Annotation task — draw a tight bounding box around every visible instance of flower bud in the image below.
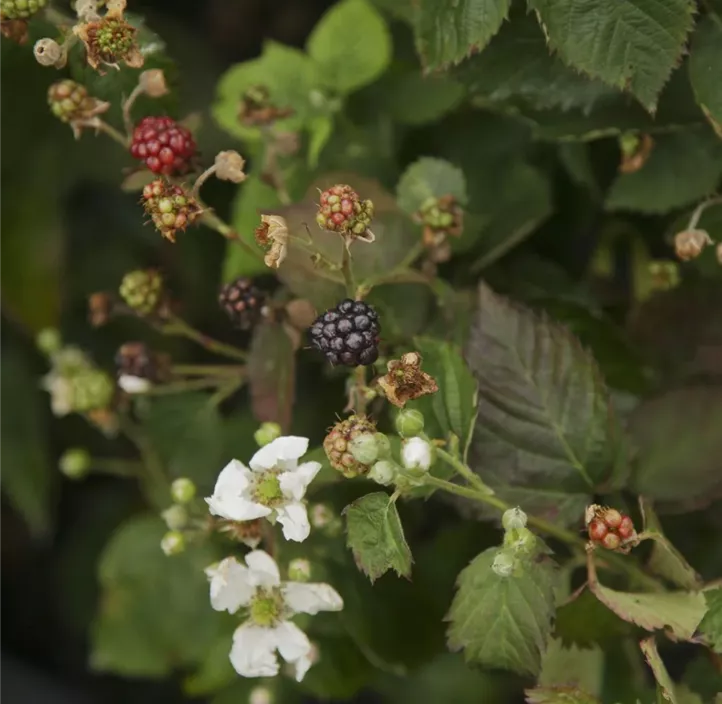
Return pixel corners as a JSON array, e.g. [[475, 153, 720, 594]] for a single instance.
[[288, 558, 311, 583], [254, 422, 282, 447], [162, 504, 188, 531], [348, 433, 379, 465], [139, 69, 168, 97], [118, 374, 151, 394], [374, 432, 391, 459], [395, 408, 425, 438], [502, 507, 527, 532], [171, 477, 197, 504], [59, 448, 91, 479], [36, 327, 62, 356], [249, 687, 273, 704], [34, 38, 66, 68], [160, 530, 185, 556], [675, 229, 711, 261], [504, 526, 537, 556], [401, 437, 433, 471], [369, 460, 397, 486], [492, 551, 516, 578], [214, 150, 247, 183]]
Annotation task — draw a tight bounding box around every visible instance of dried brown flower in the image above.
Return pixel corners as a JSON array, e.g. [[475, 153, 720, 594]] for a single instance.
[[255, 214, 288, 269], [674, 229, 712, 261], [376, 352, 439, 408]]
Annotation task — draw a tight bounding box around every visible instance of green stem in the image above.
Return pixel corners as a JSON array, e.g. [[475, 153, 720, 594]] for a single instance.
[[93, 119, 130, 148], [341, 241, 357, 299], [144, 378, 230, 395], [162, 316, 247, 362], [208, 377, 245, 407], [200, 211, 265, 263], [436, 447, 495, 496], [171, 364, 245, 377]]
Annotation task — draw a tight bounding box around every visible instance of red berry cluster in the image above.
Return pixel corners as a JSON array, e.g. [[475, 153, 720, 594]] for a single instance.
[[141, 179, 201, 242], [130, 116, 197, 175], [316, 184, 374, 238], [587, 507, 635, 551]]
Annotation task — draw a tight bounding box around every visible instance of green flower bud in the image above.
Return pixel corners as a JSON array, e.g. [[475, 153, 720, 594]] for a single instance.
[[36, 327, 62, 356], [249, 687, 274, 704], [395, 408, 425, 438], [369, 460, 397, 486], [162, 504, 189, 531], [254, 421, 282, 447], [160, 530, 185, 556], [170, 477, 196, 504], [349, 433, 379, 465], [502, 507, 527, 532], [491, 551, 516, 578], [374, 432, 391, 459], [59, 448, 91, 480], [504, 526, 537, 556], [288, 558, 311, 582]]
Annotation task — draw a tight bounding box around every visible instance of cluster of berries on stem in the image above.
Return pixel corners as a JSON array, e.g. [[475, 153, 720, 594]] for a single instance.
[[130, 116, 197, 176], [586, 506, 637, 552]]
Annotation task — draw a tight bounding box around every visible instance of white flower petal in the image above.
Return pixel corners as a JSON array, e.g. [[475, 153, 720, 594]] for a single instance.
[[401, 437, 432, 471], [206, 494, 272, 522], [245, 550, 281, 587], [275, 501, 310, 542], [214, 459, 252, 494], [273, 621, 313, 682], [283, 582, 344, 615], [206, 557, 254, 613], [279, 461, 321, 501], [250, 436, 309, 472], [118, 374, 151, 394], [230, 623, 279, 678]]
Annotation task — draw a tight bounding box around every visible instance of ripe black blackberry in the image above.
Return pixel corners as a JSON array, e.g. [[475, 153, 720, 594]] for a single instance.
[[218, 277, 266, 330], [310, 299, 380, 367]]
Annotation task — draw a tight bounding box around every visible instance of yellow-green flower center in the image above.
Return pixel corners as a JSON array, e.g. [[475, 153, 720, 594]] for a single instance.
[[249, 589, 284, 627], [254, 472, 283, 506]]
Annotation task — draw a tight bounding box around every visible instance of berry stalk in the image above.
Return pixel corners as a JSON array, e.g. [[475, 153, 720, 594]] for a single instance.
[[161, 315, 248, 362]]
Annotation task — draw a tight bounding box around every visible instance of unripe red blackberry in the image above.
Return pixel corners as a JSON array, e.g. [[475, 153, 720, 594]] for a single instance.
[[316, 184, 374, 239], [323, 415, 377, 478], [141, 179, 201, 242], [617, 515, 635, 539], [309, 299, 380, 367], [48, 79, 102, 124], [1, 0, 47, 19], [602, 533, 621, 551], [115, 342, 167, 383], [119, 269, 163, 315], [588, 518, 608, 543], [602, 508, 623, 530], [218, 277, 266, 330], [130, 116, 197, 176]]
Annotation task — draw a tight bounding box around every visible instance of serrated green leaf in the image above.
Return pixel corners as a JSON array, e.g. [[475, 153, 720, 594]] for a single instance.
[[589, 581, 707, 641], [466, 283, 624, 510], [698, 587, 722, 654], [213, 41, 319, 142], [143, 392, 225, 490], [629, 386, 722, 504], [525, 686, 601, 704], [455, 13, 615, 113], [307, 0, 391, 94], [396, 157, 467, 214], [538, 639, 603, 694], [414, 0, 511, 70], [639, 637, 678, 704], [689, 16, 722, 137], [529, 0, 695, 111], [343, 492, 412, 582], [0, 344, 54, 536], [91, 515, 223, 678], [412, 337, 477, 451], [447, 547, 557, 677], [605, 130, 722, 214]]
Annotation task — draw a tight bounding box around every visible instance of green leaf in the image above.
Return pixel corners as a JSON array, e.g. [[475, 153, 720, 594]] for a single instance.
[[455, 13, 615, 113], [308, 116, 334, 169], [538, 639, 603, 694], [554, 588, 631, 648], [412, 337, 477, 451], [629, 385, 722, 504], [307, 0, 391, 94], [639, 637, 678, 704], [605, 130, 722, 214], [0, 344, 54, 536], [396, 157, 468, 215], [182, 623, 237, 696], [466, 283, 624, 505], [91, 515, 223, 677], [299, 635, 373, 699], [343, 492, 412, 582], [213, 41, 320, 142], [414, 0, 511, 70], [143, 392, 225, 490], [689, 16, 722, 137], [698, 587, 722, 654], [248, 322, 296, 433], [528, 0, 695, 111], [588, 582, 707, 641], [525, 686, 601, 704], [446, 547, 557, 677]]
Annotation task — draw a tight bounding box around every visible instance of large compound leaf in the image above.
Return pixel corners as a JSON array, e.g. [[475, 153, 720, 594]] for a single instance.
[[689, 15, 722, 136]]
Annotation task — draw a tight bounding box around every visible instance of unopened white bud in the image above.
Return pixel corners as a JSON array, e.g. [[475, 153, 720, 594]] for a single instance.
[[160, 530, 185, 556], [502, 507, 527, 532], [401, 437, 433, 471], [139, 69, 168, 98], [34, 39, 66, 68], [288, 558, 311, 582], [368, 460, 397, 486], [249, 687, 273, 704], [162, 504, 188, 531], [118, 374, 152, 394], [170, 477, 196, 504], [492, 551, 515, 578]]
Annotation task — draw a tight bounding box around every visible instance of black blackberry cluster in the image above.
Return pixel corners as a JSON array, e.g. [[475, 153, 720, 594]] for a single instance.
[[218, 277, 265, 330], [310, 299, 380, 367], [115, 342, 165, 382]]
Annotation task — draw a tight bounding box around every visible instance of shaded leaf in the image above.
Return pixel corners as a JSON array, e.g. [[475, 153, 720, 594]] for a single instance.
[[639, 637, 678, 703], [396, 157, 468, 214], [447, 547, 557, 677], [182, 622, 237, 696], [605, 129, 722, 214], [414, 0, 511, 70], [539, 638, 603, 694], [525, 686, 601, 704], [248, 322, 296, 433], [689, 16, 722, 137], [528, 0, 695, 111], [343, 492, 412, 582], [697, 587, 722, 654], [307, 0, 391, 94], [554, 588, 631, 648]]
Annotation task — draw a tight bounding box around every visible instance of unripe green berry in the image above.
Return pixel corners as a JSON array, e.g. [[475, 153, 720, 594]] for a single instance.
[[502, 507, 527, 532], [368, 460, 397, 486], [59, 448, 91, 480], [492, 551, 516, 578], [254, 421, 282, 447], [161, 530, 185, 556], [395, 409, 425, 438], [349, 433, 379, 465], [36, 327, 62, 356], [162, 504, 188, 531], [170, 477, 196, 504], [288, 558, 311, 582]]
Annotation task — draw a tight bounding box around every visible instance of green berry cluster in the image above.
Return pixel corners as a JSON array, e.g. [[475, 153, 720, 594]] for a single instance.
[[119, 268, 163, 316], [141, 179, 201, 242], [48, 80, 95, 123], [87, 17, 136, 63], [0, 0, 47, 20]]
